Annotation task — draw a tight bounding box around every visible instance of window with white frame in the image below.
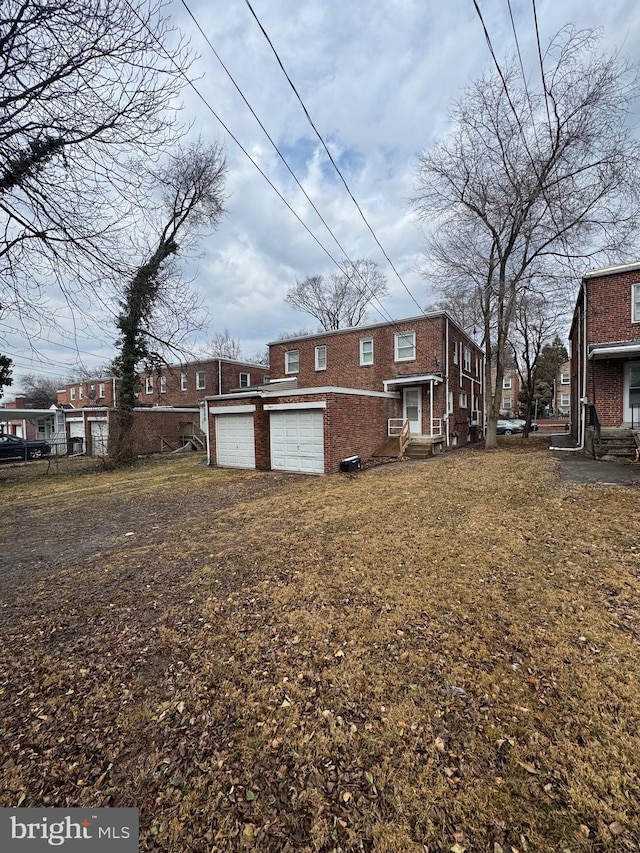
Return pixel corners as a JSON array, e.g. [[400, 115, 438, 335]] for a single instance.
[[239, 372, 250, 387], [98, 383, 105, 398], [160, 375, 166, 394], [459, 391, 468, 408], [285, 350, 299, 374], [145, 376, 153, 394], [360, 338, 374, 366], [180, 372, 187, 391], [78, 385, 83, 399], [502, 396, 512, 410], [561, 372, 570, 385], [463, 347, 471, 371], [196, 371, 206, 390], [633, 283, 640, 323], [560, 393, 570, 407], [453, 341, 459, 364], [503, 377, 512, 389], [475, 357, 479, 376], [70, 387, 76, 400], [395, 331, 416, 361], [447, 391, 454, 414], [314, 345, 327, 371]]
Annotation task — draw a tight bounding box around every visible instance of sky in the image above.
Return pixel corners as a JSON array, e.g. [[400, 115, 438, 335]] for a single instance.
[[4, 0, 640, 396]]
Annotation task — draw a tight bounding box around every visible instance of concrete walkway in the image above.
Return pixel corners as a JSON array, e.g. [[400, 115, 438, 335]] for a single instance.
[[548, 432, 640, 485]]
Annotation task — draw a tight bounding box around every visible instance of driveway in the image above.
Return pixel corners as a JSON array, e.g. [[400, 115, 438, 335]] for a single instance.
[[548, 433, 640, 485]]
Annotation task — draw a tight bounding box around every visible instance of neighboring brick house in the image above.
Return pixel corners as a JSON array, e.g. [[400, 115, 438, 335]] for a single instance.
[[569, 261, 640, 454], [57, 377, 119, 409], [554, 360, 571, 416], [206, 313, 484, 474], [491, 367, 521, 417], [139, 358, 269, 406]]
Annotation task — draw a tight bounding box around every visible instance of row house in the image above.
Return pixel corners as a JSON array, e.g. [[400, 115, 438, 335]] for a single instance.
[[206, 313, 484, 474], [569, 261, 640, 458], [553, 360, 571, 416]]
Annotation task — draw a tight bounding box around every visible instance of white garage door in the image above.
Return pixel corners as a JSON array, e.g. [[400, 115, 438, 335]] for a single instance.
[[68, 420, 85, 439], [216, 414, 255, 469], [270, 410, 324, 474]]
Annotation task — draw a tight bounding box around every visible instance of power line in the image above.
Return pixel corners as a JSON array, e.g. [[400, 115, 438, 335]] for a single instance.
[[178, 0, 395, 326], [242, 0, 425, 315]]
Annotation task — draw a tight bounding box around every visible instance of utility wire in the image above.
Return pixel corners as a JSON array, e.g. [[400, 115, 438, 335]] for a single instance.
[[242, 0, 425, 315], [178, 0, 395, 326]]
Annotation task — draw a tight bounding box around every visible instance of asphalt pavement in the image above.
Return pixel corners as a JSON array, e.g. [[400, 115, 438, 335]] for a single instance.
[[547, 432, 640, 485]]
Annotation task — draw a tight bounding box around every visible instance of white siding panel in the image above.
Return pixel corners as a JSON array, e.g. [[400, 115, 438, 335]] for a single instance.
[[270, 410, 324, 474], [216, 414, 255, 469]]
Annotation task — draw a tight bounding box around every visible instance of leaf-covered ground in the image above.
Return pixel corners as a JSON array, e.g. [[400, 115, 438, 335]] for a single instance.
[[1, 446, 639, 852]]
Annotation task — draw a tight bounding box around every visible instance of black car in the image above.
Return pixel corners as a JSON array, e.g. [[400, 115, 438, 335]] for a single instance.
[[0, 434, 51, 461]]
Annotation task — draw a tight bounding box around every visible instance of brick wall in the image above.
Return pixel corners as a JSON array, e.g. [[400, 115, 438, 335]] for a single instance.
[[587, 270, 640, 344], [57, 379, 119, 408], [140, 359, 269, 407]]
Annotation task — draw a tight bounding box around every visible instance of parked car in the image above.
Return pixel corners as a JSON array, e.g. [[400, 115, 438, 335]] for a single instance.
[[510, 418, 539, 432], [496, 419, 524, 435], [0, 434, 51, 461]]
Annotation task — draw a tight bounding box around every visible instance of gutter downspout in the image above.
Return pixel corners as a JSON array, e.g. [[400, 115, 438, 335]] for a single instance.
[[444, 318, 450, 448], [204, 399, 212, 466], [218, 360, 222, 395], [550, 280, 587, 452]]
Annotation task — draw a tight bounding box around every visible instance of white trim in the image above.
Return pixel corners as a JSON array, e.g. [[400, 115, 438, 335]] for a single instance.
[[314, 345, 327, 371], [583, 260, 640, 279], [589, 343, 640, 359], [263, 386, 398, 399], [359, 337, 374, 366], [383, 373, 442, 392], [264, 402, 326, 411], [394, 330, 416, 362], [210, 405, 256, 414]]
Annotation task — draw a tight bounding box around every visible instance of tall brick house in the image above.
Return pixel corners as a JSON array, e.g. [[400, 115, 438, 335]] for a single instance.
[[206, 313, 484, 474], [569, 261, 640, 456]]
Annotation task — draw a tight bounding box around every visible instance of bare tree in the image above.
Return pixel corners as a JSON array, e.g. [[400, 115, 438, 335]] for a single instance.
[[286, 259, 388, 330], [414, 27, 640, 448], [197, 329, 244, 360], [18, 373, 64, 407], [0, 0, 190, 345], [111, 141, 227, 464], [509, 295, 561, 435]]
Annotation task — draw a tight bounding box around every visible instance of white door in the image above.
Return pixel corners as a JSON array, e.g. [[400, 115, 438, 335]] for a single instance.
[[69, 420, 85, 439], [403, 387, 422, 435], [624, 361, 640, 425], [270, 410, 324, 474], [90, 420, 108, 456], [216, 414, 255, 468]]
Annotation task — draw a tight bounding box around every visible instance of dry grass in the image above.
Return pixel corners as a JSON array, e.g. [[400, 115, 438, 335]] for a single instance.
[[1, 447, 639, 852]]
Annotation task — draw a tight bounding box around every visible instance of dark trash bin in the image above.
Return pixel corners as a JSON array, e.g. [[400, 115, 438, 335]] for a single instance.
[[340, 455, 361, 473], [68, 437, 84, 455]]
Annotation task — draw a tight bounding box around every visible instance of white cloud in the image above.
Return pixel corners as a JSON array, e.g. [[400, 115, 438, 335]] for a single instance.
[[5, 0, 640, 390]]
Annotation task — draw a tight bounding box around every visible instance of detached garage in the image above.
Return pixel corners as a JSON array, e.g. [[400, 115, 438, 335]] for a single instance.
[[213, 407, 256, 469], [266, 405, 325, 474]]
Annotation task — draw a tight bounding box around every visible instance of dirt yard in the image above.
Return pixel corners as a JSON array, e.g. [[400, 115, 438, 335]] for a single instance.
[[0, 447, 639, 852]]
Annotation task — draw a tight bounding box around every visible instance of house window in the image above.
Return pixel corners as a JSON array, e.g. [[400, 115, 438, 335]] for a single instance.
[[160, 376, 166, 394], [98, 383, 105, 398], [463, 347, 471, 371], [196, 371, 206, 390], [560, 394, 570, 407], [360, 338, 374, 365], [633, 283, 640, 323], [561, 372, 570, 385], [447, 391, 454, 414], [502, 396, 512, 410], [239, 372, 250, 387], [459, 391, 468, 408], [145, 376, 153, 394], [285, 350, 299, 374], [78, 385, 83, 399], [395, 331, 416, 362], [315, 346, 327, 371], [453, 341, 458, 365], [503, 377, 512, 389], [181, 372, 187, 391], [70, 387, 76, 401]]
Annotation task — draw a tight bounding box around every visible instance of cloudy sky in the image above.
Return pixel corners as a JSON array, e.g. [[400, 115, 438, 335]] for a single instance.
[[6, 0, 640, 392]]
